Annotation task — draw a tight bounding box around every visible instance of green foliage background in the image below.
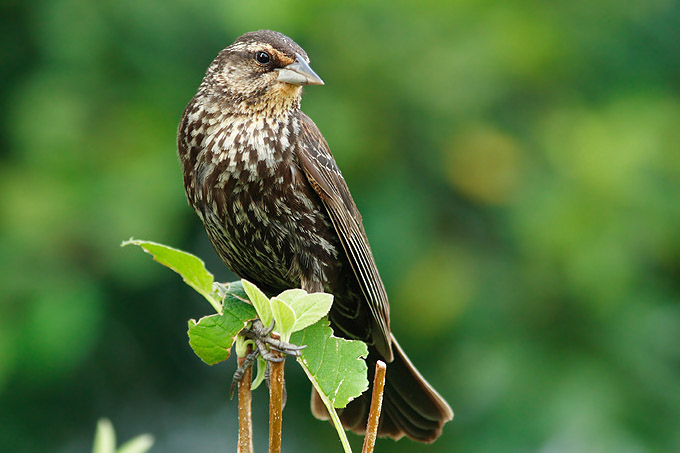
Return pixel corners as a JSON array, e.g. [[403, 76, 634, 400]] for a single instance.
[[2, 1, 679, 451]]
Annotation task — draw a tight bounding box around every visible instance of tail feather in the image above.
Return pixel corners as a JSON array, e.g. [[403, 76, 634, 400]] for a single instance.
[[310, 334, 453, 443]]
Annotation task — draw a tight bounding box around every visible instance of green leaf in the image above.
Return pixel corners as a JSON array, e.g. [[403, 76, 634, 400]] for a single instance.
[[93, 418, 116, 453], [292, 319, 368, 408], [251, 356, 266, 390], [289, 293, 334, 332], [187, 296, 257, 365], [234, 336, 253, 359], [276, 288, 307, 304], [122, 239, 221, 312], [270, 297, 296, 342], [92, 418, 154, 453], [117, 434, 154, 453], [241, 279, 272, 327], [219, 281, 251, 311]]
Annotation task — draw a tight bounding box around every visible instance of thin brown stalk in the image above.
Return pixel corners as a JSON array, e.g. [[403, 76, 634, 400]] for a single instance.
[[237, 346, 254, 453], [362, 360, 387, 453], [269, 345, 284, 453]]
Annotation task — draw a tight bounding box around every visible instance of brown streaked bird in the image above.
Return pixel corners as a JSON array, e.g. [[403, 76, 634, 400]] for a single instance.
[[177, 30, 453, 442]]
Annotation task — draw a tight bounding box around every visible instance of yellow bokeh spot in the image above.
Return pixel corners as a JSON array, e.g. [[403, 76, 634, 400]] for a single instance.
[[445, 125, 522, 205], [393, 247, 474, 336]]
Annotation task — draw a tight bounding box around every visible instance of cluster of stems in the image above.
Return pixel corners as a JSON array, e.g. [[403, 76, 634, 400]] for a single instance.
[[236, 353, 386, 453]]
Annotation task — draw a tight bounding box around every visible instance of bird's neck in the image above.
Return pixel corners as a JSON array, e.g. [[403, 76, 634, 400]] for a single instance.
[[235, 96, 301, 118], [201, 85, 303, 119]]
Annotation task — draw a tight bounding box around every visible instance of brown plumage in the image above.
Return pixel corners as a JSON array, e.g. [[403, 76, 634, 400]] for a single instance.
[[177, 29, 453, 443]]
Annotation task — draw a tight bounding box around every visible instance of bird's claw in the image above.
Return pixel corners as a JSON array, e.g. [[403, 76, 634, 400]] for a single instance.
[[230, 350, 259, 399], [242, 319, 306, 358], [230, 319, 305, 398]]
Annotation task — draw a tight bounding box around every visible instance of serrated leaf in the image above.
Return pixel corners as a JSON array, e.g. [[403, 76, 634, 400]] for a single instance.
[[270, 297, 296, 342], [292, 319, 368, 408], [187, 296, 257, 365], [122, 239, 220, 311], [290, 293, 334, 333], [242, 279, 272, 327]]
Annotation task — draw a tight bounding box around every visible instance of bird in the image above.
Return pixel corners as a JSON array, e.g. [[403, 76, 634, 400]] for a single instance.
[[177, 29, 453, 443]]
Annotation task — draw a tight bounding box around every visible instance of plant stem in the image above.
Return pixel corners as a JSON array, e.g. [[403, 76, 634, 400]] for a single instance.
[[361, 361, 386, 453], [237, 346, 254, 453], [296, 357, 353, 453], [269, 350, 284, 453]]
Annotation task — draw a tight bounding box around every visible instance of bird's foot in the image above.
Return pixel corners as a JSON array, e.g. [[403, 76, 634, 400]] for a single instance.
[[230, 349, 260, 398], [243, 319, 306, 359], [229, 319, 305, 398]]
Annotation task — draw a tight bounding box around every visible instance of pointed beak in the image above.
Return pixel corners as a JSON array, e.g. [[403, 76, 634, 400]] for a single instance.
[[276, 53, 324, 86]]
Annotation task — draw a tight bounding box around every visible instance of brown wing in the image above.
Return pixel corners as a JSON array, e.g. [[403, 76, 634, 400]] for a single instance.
[[295, 111, 393, 361]]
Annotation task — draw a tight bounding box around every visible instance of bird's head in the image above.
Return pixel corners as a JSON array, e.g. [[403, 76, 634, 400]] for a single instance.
[[200, 30, 324, 116]]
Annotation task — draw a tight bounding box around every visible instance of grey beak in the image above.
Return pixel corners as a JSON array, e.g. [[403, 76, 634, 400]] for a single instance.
[[276, 53, 324, 86]]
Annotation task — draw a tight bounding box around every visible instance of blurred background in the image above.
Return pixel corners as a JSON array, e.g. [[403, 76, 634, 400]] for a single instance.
[[1, 0, 679, 451]]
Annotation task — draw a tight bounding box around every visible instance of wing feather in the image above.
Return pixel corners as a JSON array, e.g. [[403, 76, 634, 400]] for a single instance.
[[295, 112, 393, 360]]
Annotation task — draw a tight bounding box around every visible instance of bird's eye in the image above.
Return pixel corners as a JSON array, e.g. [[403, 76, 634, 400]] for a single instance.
[[255, 51, 271, 65]]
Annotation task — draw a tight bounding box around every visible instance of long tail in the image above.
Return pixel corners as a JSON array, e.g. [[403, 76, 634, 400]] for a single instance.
[[311, 335, 453, 443]]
